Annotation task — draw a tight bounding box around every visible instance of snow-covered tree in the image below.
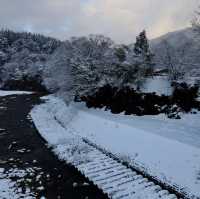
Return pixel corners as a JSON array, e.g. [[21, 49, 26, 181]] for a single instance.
[[0, 29, 159, 99], [114, 45, 128, 63], [110, 31, 155, 90], [70, 35, 114, 97], [0, 29, 61, 90], [43, 42, 74, 102], [134, 30, 155, 76]]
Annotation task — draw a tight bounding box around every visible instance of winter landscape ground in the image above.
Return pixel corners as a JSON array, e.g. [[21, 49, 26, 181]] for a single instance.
[[1, 84, 200, 198], [0, 91, 108, 199], [30, 94, 200, 199], [1, 2, 200, 198]]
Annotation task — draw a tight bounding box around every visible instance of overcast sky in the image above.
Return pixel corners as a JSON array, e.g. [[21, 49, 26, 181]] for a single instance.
[[0, 0, 198, 43]]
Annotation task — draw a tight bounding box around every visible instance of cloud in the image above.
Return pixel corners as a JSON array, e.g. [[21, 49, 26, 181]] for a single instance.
[[0, 0, 198, 43]]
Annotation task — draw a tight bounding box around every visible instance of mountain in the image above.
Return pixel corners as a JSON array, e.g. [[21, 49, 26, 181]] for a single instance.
[[150, 28, 200, 78]]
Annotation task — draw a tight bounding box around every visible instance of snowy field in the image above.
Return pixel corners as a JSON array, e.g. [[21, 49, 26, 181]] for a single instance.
[[31, 96, 200, 198], [0, 90, 32, 96]]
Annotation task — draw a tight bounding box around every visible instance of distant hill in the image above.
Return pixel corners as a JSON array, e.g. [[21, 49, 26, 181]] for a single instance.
[[150, 28, 200, 77], [0, 30, 62, 89]]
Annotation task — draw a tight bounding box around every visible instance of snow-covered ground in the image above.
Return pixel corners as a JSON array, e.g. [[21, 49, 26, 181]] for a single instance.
[[0, 168, 34, 199], [80, 106, 200, 149], [31, 96, 200, 198], [141, 76, 172, 96], [31, 99, 179, 199], [0, 90, 32, 97]]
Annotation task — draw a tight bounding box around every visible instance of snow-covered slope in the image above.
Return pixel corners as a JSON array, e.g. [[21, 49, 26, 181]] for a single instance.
[[151, 28, 197, 48], [150, 28, 200, 77]]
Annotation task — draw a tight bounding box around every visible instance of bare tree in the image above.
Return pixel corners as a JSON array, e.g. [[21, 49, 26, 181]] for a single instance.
[[192, 6, 200, 34], [159, 40, 191, 81]]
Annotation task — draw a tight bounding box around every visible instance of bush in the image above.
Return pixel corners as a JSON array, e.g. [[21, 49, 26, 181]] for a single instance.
[[171, 82, 199, 112], [80, 83, 200, 118], [81, 85, 169, 116]]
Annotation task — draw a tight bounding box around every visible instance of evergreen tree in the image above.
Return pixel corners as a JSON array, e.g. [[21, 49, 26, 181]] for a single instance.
[[134, 30, 155, 76], [114, 46, 126, 62]]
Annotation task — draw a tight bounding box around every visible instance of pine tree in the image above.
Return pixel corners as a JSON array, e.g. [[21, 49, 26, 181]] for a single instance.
[[134, 30, 155, 76], [114, 46, 126, 62], [134, 30, 149, 55]]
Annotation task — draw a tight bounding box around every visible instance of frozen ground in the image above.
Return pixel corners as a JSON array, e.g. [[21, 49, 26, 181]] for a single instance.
[[31, 96, 200, 198], [0, 90, 32, 96]]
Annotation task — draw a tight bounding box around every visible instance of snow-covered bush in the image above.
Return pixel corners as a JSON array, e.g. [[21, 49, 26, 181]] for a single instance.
[[81, 83, 200, 118], [171, 82, 199, 112], [82, 85, 167, 115]]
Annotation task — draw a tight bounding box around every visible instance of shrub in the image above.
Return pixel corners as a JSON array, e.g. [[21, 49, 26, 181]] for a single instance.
[[81, 85, 169, 116], [80, 82, 200, 118], [171, 82, 199, 112]]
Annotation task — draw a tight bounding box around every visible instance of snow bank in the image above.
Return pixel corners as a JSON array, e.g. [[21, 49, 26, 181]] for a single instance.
[[0, 90, 32, 96], [31, 96, 200, 198], [31, 96, 92, 166]]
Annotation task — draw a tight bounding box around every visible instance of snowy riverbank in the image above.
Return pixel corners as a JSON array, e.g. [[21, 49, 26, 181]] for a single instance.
[[31, 95, 200, 198]]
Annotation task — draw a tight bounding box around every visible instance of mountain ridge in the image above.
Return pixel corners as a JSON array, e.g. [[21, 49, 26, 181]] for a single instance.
[[150, 27, 200, 74]]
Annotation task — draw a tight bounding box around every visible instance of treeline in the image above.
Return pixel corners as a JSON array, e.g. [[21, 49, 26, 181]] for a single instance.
[[0, 30, 61, 52], [0, 29, 61, 90], [70, 31, 155, 98], [0, 29, 199, 118], [0, 29, 155, 97]]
